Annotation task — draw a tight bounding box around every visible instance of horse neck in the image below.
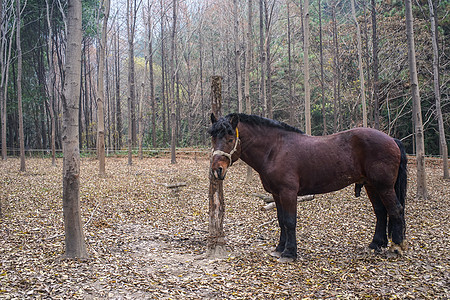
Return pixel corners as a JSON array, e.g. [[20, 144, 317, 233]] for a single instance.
[[238, 123, 277, 172]]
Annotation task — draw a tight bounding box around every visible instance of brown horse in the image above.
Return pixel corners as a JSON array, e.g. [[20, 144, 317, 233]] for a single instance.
[[209, 113, 407, 262]]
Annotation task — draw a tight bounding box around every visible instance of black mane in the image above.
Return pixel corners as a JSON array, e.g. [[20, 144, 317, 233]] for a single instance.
[[227, 113, 304, 134], [208, 115, 236, 138]]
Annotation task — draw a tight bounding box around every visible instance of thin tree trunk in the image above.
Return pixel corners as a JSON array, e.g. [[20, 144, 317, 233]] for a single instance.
[[405, 0, 428, 200], [264, 0, 273, 119], [97, 0, 110, 175], [16, 0, 25, 172], [351, 0, 367, 127], [170, 0, 177, 164], [287, 1, 294, 126], [259, 0, 266, 116], [371, 0, 380, 129], [208, 76, 226, 258], [427, 0, 448, 179], [61, 0, 87, 258], [160, 1, 167, 145], [127, 0, 136, 166], [233, 0, 243, 113], [45, 0, 56, 165], [245, 0, 253, 184], [332, 3, 339, 132], [147, 2, 156, 148], [138, 83, 144, 159], [114, 23, 122, 150], [318, 0, 326, 135], [303, 0, 311, 134]]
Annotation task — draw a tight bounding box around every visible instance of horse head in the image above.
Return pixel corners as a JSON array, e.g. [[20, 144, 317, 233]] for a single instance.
[[208, 113, 241, 180]]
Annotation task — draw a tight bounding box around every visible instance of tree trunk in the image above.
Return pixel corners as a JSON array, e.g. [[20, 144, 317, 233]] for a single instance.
[[427, 0, 448, 179], [371, 0, 380, 129], [208, 76, 226, 258], [147, 2, 156, 148], [245, 0, 253, 184], [233, 0, 243, 113], [97, 0, 110, 175], [127, 0, 136, 166], [258, 0, 266, 116], [264, 0, 273, 119], [61, 0, 87, 258], [303, 0, 311, 135], [138, 83, 144, 159], [170, 0, 177, 164], [318, 0, 326, 135], [332, 2, 340, 133], [405, 0, 428, 200], [16, 0, 25, 172], [114, 23, 122, 151], [351, 0, 367, 127], [45, 0, 56, 165], [287, 1, 294, 125]]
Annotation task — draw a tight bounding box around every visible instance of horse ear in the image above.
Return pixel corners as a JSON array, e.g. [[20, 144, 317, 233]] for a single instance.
[[230, 114, 239, 129], [210, 113, 217, 124]]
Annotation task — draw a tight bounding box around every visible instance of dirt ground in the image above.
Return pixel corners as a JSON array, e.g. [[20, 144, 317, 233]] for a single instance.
[[0, 154, 449, 299]]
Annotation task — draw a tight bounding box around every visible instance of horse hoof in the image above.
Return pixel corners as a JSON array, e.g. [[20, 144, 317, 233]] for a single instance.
[[389, 242, 406, 256], [278, 256, 295, 263], [269, 251, 282, 258]]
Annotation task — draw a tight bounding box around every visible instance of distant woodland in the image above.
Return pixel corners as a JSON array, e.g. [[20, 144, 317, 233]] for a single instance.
[[0, 0, 449, 156]]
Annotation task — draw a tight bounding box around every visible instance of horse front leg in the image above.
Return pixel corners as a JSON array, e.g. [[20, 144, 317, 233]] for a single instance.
[[275, 191, 298, 262], [270, 194, 286, 258]]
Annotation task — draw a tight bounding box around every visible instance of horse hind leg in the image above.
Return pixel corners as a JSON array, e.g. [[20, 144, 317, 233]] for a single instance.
[[378, 188, 406, 254], [365, 185, 388, 251]]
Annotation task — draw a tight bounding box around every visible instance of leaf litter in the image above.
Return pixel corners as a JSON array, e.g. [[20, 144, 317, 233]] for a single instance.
[[0, 154, 448, 299]]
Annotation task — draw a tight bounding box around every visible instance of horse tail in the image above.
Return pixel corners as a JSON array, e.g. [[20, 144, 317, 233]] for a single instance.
[[394, 139, 407, 208], [389, 138, 407, 238]]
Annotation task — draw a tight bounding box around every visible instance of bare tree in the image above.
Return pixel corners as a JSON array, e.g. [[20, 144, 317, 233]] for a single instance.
[[303, 0, 311, 134], [427, 0, 448, 179], [61, 0, 87, 258], [16, 0, 25, 172], [318, 0, 326, 135], [258, 0, 266, 116], [371, 0, 380, 129], [233, 0, 243, 113], [170, 0, 177, 164], [404, 0, 428, 200], [97, 0, 110, 175], [244, 0, 253, 184], [45, 0, 56, 166], [351, 0, 367, 127]]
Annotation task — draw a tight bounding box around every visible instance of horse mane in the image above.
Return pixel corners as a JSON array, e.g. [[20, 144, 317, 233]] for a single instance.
[[227, 113, 304, 134]]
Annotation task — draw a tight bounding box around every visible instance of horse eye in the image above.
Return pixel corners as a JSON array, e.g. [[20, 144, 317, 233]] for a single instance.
[[228, 139, 233, 143]]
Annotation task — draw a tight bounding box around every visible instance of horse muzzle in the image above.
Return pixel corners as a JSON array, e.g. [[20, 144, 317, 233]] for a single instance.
[[212, 165, 227, 180]]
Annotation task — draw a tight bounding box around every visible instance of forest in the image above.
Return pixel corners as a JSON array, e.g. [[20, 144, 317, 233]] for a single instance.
[[1, 0, 450, 298], [0, 0, 448, 158]]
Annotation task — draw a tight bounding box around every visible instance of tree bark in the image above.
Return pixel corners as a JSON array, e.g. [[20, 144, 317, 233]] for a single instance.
[[371, 0, 380, 129], [208, 75, 226, 258], [351, 0, 367, 127], [233, 0, 243, 113], [427, 0, 448, 179], [16, 0, 25, 172], [45, 0, 56, 165], [97, 0, 110, 175], [114, 23, 122, 151], [244, 0, 253, 184], [405, 0, 428, 200], [147, 1, 156, 148], [264, 0, 273, 119], [61, 0, 87, 258], [318, 0, 326, 135], [303, 0, 311, 135], [127, 0, 137, 166], [170, 0, 177, 164], [258, 0, 266, 116]]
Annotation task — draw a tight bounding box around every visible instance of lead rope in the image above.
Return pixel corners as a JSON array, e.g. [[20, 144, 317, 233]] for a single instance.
[[212, 128, 240, 165]]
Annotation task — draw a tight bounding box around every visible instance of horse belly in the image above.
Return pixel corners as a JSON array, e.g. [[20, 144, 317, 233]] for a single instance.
[[298, 158, 362, 195]]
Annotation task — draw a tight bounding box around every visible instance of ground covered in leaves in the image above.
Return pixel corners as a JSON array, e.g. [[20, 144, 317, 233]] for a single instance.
[[0, 154, 449, 299]]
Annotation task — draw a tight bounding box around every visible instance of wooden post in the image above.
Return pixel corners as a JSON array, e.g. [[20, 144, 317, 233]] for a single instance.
[[207, 76, 226, 258]]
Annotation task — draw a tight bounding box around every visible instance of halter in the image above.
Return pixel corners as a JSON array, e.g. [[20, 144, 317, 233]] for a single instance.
[[212, 128, 240, 165]]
